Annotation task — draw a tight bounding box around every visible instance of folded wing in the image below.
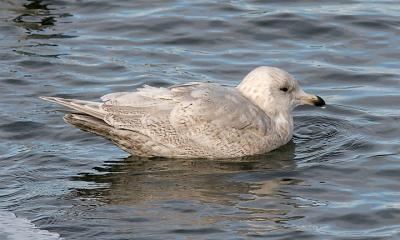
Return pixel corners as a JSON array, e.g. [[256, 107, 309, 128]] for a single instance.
[[101, 83, 271, 157], [41, 83, 271, 157]]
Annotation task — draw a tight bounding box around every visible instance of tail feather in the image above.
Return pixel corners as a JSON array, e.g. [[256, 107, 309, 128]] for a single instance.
[[40, 96, 105, 119], [64, 113, 112, 135], [64, 113, 152, 156]]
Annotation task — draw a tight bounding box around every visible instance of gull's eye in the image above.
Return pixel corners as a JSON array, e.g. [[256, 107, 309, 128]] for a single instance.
[[280, 87, 288, 92]]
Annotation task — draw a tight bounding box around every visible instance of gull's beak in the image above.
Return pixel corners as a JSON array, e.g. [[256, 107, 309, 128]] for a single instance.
[[297, 90, 326, 107]]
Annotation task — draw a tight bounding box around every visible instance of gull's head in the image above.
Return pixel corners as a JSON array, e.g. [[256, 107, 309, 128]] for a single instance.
[[237, 66, 325, 116]]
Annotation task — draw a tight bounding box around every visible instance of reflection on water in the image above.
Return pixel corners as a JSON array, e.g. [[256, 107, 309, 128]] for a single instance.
[[61, 142, 305, 236], [12, 0, 72, 34], [8, 0, 73, 60], [13, 0, 55, 31], [71, 142, 296, 205]]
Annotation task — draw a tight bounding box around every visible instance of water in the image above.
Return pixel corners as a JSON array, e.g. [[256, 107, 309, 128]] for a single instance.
[[1, 0, 399, 239]]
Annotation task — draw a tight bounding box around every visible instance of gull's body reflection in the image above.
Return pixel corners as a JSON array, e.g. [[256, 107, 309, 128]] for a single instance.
[[67, 142, 305, 234], [71, 141, 297, 205]]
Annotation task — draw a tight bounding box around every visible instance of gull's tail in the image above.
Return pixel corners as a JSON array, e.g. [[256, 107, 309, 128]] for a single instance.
[[39, 96, 105, 119], [40, 95, 110, 139], [41, 97, 135, 154], [63, 113, 151, 156], [40, 96, 156, 156]]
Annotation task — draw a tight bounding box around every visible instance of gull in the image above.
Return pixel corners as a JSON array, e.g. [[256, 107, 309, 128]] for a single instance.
[[40, 66, 325, 159]]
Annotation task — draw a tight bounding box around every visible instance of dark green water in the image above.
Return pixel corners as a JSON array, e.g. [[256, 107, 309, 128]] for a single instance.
[[0, 0, 399, 239]]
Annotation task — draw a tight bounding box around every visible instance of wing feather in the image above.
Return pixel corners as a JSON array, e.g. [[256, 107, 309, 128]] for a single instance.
[[42, 82, 272, 157]]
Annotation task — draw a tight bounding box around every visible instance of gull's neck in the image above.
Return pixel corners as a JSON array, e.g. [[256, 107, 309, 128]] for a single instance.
[[236, 85, 294, 143], [236, 83, 272, 115], [273, 111, 294, 144], [236, 84, 285, 117]]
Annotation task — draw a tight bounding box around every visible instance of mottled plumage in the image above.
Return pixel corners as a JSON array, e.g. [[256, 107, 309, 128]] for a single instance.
[[41, 66, 325, 158]]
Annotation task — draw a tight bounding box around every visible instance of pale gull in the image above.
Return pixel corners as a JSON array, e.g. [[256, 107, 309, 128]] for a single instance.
[[40, 66, 325, 159]]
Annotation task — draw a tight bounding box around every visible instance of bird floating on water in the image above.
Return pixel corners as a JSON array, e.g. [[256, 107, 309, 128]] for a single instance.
[[41, 66, 325, 159]]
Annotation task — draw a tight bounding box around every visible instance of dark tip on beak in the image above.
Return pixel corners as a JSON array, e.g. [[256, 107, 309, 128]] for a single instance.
[[314, 96, 326, 107]]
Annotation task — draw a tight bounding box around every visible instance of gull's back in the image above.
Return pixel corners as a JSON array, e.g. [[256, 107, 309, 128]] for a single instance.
[[59, 82, 274, 158]]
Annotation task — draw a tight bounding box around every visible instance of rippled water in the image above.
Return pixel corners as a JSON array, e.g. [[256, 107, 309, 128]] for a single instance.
[[1, 0, 400, 239]]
